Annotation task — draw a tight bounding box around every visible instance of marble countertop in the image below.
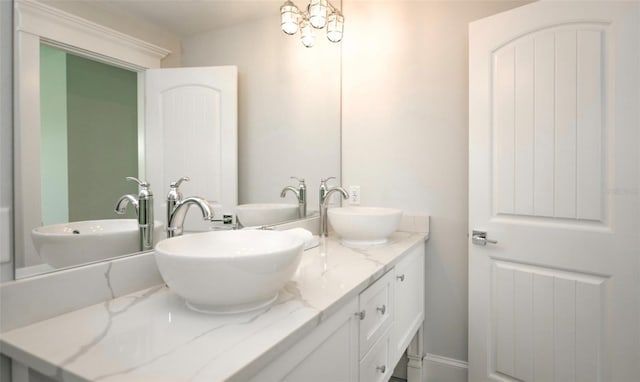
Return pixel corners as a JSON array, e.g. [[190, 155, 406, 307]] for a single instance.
[[1, 231, 427, 382]]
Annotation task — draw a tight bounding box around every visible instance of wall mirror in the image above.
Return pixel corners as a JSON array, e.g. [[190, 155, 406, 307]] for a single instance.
[[12, 0, 341, 279]]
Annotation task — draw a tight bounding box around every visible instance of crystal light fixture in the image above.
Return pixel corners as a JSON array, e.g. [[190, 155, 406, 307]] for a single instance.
[[280, 0, 344, 47]]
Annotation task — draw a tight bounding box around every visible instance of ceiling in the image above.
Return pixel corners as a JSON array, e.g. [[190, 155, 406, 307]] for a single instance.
[[88, 0, 282, 38]]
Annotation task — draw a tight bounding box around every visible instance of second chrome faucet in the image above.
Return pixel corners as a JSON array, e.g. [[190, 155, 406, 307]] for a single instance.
[[319, 177, 348, 238]]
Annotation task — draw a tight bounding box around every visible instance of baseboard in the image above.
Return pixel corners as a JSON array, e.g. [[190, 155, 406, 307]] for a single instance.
[[425, 353, 468, 369], [424, 353, 468, 382]]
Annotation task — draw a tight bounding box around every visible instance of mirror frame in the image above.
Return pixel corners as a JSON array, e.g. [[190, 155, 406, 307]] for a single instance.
[[13, 0, 170, 277]]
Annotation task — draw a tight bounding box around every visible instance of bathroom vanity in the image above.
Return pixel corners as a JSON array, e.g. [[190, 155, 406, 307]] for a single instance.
[[0, 219, 428, 382]]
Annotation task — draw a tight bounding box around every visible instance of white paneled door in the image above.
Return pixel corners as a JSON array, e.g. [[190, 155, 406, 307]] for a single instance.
[[469, 2, 639, 381]]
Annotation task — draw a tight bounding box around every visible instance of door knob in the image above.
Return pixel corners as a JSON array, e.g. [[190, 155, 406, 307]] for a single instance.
[[472, 230, 498, 246]]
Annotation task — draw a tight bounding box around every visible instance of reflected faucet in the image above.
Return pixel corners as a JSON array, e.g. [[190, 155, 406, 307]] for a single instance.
[[166, 177, 214, 238], [319, 177, 349, 238], [280, 176, 307, 219], [114, 194, 138, 216], [115, 177, 154, 251]]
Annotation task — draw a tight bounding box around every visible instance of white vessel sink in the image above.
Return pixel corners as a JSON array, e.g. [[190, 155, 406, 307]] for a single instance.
[[31, 219, 164, 268], [328, 206, 403, 245], [154, 230, 305, 314], [235, 203, 299, 227]]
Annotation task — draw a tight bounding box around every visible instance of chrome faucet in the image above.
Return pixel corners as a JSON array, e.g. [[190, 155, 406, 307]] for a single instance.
[[281, 176, 307, 218], [166, 177, 214, 238], [319, 177, 349, 238], [115, 177, 154, 251], [167, 176, 190, 225]]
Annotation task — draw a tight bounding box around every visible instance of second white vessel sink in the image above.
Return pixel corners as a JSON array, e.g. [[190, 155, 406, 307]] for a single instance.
[[154, 229, 305, 314], [328, 206, 403, 245], [32, 219, 164, 268]]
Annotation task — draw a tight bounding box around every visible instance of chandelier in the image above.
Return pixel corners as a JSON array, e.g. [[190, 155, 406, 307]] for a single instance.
[[280, 0, 344, 48]]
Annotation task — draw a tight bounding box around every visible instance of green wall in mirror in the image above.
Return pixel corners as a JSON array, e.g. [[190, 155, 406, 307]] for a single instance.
[[39, 44, 138, 226], [40, 44, 68, 225]]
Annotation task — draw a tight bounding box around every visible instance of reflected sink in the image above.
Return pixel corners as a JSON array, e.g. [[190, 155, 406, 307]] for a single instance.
[[154, 230, 305, 314], [235, 203, 299, 227], [328, 206, 403, 246], [31, 219, 164, 268]]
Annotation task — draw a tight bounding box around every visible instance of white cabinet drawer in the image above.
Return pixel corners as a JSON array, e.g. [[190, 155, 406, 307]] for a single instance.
[[358, 269, 394, 358], [359, 330, 391, 382]]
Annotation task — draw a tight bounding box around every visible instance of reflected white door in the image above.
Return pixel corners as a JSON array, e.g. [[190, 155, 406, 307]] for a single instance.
[[469, 2, 639, 381], [145, 66, 237, 230]]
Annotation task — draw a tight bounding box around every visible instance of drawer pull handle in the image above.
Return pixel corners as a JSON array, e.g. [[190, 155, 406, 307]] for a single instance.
[[396, 274, 405, 282], [376, 305, 386, 315], [376, 365, 386, 374], [355, 310, 366, 320]]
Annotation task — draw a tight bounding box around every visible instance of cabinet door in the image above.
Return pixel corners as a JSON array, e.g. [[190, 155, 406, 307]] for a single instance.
[[250, 298, 359, 382], [392, 243, 425, 365], [282, 308, 359, 382]]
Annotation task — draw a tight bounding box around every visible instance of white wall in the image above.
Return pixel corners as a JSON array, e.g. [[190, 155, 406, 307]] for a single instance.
[[181, 17, 341, 209], [341, 0, 529, 377]]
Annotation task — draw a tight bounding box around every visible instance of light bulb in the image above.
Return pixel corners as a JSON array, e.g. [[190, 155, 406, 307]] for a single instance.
[[308, 0, 328, 29], [280, 1, 299, 35], [300, 19, 315, 48], [326, 12, 343, 43]]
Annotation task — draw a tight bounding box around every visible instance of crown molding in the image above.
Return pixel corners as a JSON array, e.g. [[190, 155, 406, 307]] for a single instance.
[[14, 0, 171, 69]]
